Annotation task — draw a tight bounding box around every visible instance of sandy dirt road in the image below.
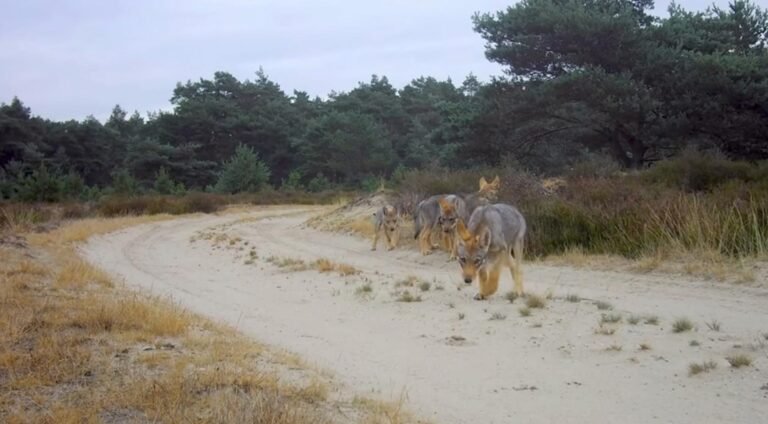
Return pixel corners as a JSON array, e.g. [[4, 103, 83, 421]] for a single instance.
[[83, 206, 768, 424]]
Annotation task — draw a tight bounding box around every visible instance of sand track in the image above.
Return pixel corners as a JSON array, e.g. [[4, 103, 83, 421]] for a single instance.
[[83, 206, 768, 423]]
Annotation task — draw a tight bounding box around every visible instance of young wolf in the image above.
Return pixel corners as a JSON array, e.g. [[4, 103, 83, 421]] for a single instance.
[[437, 195, 468, 259], [413, 176, 501, 256], [372, 205, 400, 251], [456, 203, 526, 300]]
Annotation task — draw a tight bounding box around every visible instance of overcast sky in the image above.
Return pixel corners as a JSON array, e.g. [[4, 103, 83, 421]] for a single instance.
[[0, 0, 737, 121]]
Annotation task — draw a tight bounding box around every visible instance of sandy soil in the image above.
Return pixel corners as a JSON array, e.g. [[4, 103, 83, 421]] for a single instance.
[[83, 206, 768, 424]]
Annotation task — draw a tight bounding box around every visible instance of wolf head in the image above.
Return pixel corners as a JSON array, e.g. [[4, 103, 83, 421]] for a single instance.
[[382, 205, 399, 233], [455, 219, 491, 284], [478, 176, 500, 202], [437, 197, 459, 234]]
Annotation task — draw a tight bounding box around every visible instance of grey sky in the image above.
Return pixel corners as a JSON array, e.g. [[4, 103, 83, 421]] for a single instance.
[[0, 0, 738, 121]]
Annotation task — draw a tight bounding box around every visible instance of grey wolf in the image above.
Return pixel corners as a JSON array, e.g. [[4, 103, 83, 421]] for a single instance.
[[413, 176, 501, 256], [437, 195, 468, 259], [372, 205, 400, 251], [455, 202, 526, 300]]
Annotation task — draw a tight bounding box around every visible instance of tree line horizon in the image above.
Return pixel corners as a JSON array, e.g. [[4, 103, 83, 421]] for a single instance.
[[2, 0, 766, 200]]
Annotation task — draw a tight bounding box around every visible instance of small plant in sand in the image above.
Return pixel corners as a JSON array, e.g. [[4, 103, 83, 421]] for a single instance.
[[504, 291, 519, 303], [396, 275, 423, 287], [565, 294, 580, 303], [627, 315, 641, 325], [518, 307, 531, 317], [313, 258, 359, 276], [672, 318, 694, 333], [595, 325, 616, 336], [644, 315, 659, 325], [726, 354, 752, 368], [639, 343, 651, 351], [606, 344, 622, 352], [601, 313, 622, 324], [355, 283, 373, 297], [595, 300, 613, 311], [419, 282, 431, 292], [689, 340, 701, 347], [458, 312, 466, 320], [525, 294, 546, 309], [689, 361, 717, 376], [395, 291, 422, 303], [267, 256, 309, 271], [705, 320, 721, 332], [489, 312, 507, 321]]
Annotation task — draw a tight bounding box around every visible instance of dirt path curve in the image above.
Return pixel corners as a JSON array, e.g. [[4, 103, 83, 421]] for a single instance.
[[83, 206, 768, 424]]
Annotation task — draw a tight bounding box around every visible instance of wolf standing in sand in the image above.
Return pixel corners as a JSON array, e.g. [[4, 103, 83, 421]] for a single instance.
[[372, 205, 400, 251], [456, 203, 526, 300], [436, 195, 467, 260], [413, 176, 501, 256]]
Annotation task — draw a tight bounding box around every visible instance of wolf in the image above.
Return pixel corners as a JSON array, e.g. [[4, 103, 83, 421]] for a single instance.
[[372, 205, 400, 251], [437, 195, 468, 259], [413, 176, 501, 256], [455, 202, 526, 300]]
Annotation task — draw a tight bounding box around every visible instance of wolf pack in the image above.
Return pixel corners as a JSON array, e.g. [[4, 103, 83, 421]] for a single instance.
[[372, 176, 527, 301]]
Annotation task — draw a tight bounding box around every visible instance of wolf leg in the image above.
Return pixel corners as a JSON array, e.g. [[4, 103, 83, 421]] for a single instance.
[[511, 240, 525, 297]]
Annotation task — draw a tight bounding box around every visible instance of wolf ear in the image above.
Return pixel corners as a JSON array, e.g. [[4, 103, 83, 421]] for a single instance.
[[479, 176, 488, 190], [438, 197, 451, 212], [478, 227, 492, 249], [490, 175, 500, 188], [456, 219, 472, 242]]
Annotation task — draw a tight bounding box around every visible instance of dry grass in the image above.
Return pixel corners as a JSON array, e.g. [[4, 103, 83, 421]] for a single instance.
[[639, 343, 652, 351], [355, 283, 373, 297], [644, 315, 660, 325], [525, 294, 546, 309], [518, 307, 531, 317], [314, 258, 360, 276], [601, 313, 622, 324], [672, 318, 694, 333], [267, 256, 310, 271], [544, 246, 757, 284], [489, 312, 507, 321], [595, 300, 613, 311], [595, 325, 616, 336], [689, 360, 717, 376], [0, 215, 417, 424], [725, 354, 752, 368], [706, 319, 722, 332], [565, 293, 580, 303], [505, 291, 519, 303], [627, 315, 641, 325], [395, 291, 422, 303]]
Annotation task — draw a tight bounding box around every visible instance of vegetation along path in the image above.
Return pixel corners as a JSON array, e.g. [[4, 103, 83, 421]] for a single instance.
[[83, 206, 768, 423]]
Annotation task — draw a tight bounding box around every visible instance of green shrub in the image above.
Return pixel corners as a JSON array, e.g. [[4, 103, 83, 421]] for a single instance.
[[153, 167, 185, 195], [110, 169, 140, 196], [360, 176, 382, 192], [307, 172, 331, 193], [280, 170, 304, 192], [643, 149, 759, 192], [215, 145, 271, 194]]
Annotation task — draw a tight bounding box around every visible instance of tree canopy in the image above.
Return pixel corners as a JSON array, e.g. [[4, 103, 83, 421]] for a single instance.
[[1, 1, 766, 200]]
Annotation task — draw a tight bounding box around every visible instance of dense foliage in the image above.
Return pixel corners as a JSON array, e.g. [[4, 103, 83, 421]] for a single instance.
[[1, 1, 766, 201]]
